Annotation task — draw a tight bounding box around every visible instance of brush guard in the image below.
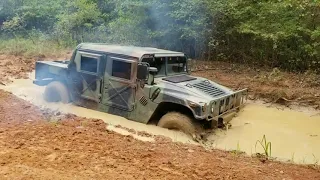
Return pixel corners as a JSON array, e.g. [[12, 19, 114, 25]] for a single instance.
[[207, 89, 248, 127]]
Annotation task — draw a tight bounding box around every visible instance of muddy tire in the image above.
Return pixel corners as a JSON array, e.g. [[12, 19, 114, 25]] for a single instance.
[[44, 81, 70, 104], [158, 112, 196, 136]]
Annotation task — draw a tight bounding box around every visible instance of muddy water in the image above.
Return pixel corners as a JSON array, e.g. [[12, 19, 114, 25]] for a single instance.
[[206, 103, 320, 164], [1, 73, 320, 164], [0, 74, 195, 144]]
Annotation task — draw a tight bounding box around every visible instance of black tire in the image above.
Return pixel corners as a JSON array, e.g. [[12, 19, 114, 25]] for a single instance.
[[157, 112, 196, 136], [44, 81, 70, 104]]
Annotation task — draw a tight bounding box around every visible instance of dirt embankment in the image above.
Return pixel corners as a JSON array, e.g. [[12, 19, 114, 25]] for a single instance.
[[0, 53, 70, 84], [192, 61, 320, 108], [0, 90, 319, 179]]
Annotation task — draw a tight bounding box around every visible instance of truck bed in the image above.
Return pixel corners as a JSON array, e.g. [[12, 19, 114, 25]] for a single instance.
[[33, 60, 70, 86]]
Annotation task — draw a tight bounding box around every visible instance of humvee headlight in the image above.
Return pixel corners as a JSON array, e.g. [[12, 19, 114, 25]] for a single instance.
[[202, 103, 207, 112], [187, 101, 208, 114], [211, 106, 214, 113], [187, 101, 198, 108]]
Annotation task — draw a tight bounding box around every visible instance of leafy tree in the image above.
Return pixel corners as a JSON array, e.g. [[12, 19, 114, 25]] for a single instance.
[[1, 0, 320, 71], [55, 0, 102, 43]]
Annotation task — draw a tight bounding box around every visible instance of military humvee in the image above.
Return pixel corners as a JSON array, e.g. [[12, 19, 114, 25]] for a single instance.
[[33, 43, 247, 136]]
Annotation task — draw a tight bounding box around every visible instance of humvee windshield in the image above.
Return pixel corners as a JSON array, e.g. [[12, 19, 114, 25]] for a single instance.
[[142, 56, 187, 77]]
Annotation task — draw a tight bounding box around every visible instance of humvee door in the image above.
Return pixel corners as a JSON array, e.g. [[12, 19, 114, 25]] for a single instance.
[[101, 56, 137, 112], [74, 51, 106, 103]]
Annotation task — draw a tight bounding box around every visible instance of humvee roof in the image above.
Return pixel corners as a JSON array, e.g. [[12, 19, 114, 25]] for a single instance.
[[78, 43, 185, 59]]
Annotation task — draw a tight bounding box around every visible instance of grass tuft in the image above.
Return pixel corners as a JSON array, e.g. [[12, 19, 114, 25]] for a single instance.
[[255, 135, 272, 158]]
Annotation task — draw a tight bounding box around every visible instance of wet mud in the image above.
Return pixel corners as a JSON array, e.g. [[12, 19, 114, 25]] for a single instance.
[[1, 88, 319, 179], [1, 72, 320, 165], [0, 73, 195, 145]]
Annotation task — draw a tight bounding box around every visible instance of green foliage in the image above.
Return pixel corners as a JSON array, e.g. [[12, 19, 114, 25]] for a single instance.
[[0, 0, 320, 71], [0, 38, 67, 57], [255, 135, 272, 158], [55, 0, 102, 43], [106, 0, 151, 45], [2, 16, 25, 34], [206, 0, 320, 71]]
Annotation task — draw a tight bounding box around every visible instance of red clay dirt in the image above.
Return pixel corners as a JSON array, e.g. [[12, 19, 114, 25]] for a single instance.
[[0, 53, 70, 84], [0, 90, 320, 179]]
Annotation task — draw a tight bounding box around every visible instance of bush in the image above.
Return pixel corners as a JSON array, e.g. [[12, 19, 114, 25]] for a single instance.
[[0, 0, 319, 72]]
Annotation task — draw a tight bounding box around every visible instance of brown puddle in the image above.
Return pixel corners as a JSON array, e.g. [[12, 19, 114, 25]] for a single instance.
[[206, 102, 320, 164], [1, 72, 320, 164]]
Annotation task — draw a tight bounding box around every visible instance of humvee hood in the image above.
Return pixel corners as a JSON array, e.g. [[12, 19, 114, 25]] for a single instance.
[[154, 75, 234, 104]]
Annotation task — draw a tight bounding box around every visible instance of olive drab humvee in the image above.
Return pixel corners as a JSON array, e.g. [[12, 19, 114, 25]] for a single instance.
[[33, 43, 248, 136]]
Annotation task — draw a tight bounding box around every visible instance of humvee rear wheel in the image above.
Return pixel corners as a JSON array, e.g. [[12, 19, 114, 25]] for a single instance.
[[157, 112, 196, 136], [44, 81, 70, 104]]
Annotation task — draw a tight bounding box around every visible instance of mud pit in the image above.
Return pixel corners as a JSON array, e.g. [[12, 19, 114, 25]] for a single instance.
[[0, 73, 195, 145], [1, 72, 320, 165], [206, 103, 320, 164], [1, 89, 320, 180]]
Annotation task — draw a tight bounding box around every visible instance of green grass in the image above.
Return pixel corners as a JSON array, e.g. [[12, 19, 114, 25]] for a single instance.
[[255, 135, 272, 158], [230, 141, 245, 156], [0, 37, 71, 58], [236, 141, 241, 154], [291, 153, 295, 163], [313, 154, 319, 166]]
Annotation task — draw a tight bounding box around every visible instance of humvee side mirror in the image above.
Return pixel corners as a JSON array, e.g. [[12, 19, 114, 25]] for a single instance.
[[149, 67, 158, 73], [137, 64, 148, 80], [147, 67, 158, 85]]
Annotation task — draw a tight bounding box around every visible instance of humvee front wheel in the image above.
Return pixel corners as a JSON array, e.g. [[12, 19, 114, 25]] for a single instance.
[[157, 112, 196, 136], [44, 81, 70, 103]]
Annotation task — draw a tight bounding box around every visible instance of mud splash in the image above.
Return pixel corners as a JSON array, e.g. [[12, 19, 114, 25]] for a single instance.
[[1, 72, 320, 165], [0, 73, 195, 145]]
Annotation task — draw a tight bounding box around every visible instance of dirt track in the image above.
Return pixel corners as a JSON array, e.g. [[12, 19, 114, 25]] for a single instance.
[[0, 90, 320, 180]]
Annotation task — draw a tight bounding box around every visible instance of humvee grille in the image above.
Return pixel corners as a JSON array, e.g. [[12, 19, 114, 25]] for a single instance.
[[139, 96, 148, 106], [193, 81, 226, 97]]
